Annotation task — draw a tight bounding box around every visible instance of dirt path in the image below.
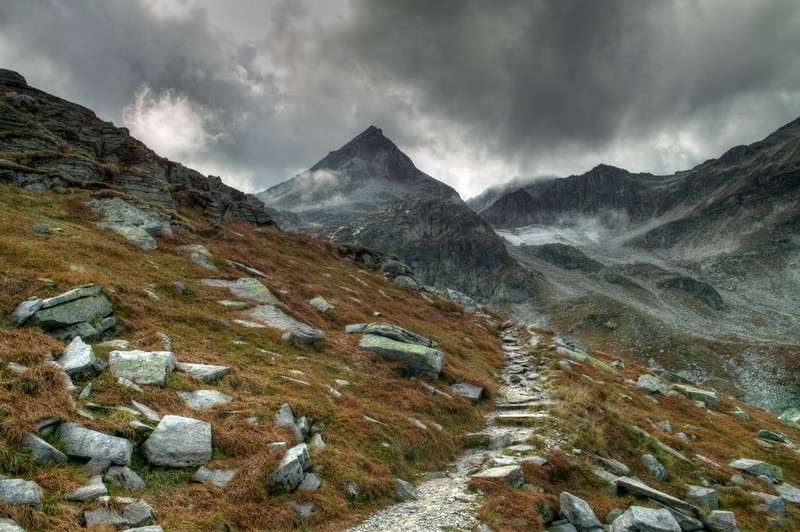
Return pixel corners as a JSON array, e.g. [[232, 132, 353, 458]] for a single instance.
[[350, 326, 556, 531]]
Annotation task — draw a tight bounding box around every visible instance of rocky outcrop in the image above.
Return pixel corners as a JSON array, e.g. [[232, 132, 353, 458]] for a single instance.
[[13, 284, 114, 342], [0, 69, 277, 229], [330, 196, 532, 299], [524, 243, 603, 272]]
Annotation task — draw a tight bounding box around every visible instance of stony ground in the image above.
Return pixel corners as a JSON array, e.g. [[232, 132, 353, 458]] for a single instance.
[[350, 326, 557, 531]]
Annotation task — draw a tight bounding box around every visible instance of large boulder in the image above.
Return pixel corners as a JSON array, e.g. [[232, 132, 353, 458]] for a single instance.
[[610, 506, 680, 532], [24, 286, 112, 331], [57, 423, 133, 465], [729, 459, 782, 482], [359, 334, 443, 379], [143, 415, 212, 467], [109, 350, 176, 387]]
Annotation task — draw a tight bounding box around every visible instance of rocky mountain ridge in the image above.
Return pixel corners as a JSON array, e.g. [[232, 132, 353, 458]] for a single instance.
[[0, 68, 277, 230]]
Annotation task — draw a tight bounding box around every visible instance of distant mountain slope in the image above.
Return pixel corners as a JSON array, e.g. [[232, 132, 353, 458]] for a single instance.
[[466, 178, 554, 214], [259, 126, 531, 300], [257, 126, 458, 227]]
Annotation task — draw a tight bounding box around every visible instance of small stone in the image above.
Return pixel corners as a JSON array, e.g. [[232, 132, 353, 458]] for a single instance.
[[131, 400, 161, 423], [173, 280, 193, 297], [23, 433, 67, 466], [11, 297, 42, 326], [309, 433, 326, 453], [178, 390, 234, 411], [192, 466, 236, 488], [84, 507, 127, 528], [65, 475, 108, 502], [637, 374, 668, 396], [190, 252, 218, 271], [450, 383, 484, 403], [267, 442, 288, 451], [57, 336, 97, 378], [0, 478, 44, 507], [685, 485, 718, 509], [123, 499, 157, 528], [287, 501, 316, 518], [344, 481, 361, 499], [175, 362, 230, 383], [143, 415, 212, 467], [471, 465, 524, 488], [105, 466, 146, 491], [298, 472, 321, 491], [609, 506, 680, 532], [559, 491, 602, 530], [57, 423, 133, 465], [758, 429, 788, 443], [702, 510, 737, 532], [751, 491, 785, 517], [559, 360, 573, 372], [345, 323, 367, 333], [730, 407, 749, 421], [309, 296, 333, 313]]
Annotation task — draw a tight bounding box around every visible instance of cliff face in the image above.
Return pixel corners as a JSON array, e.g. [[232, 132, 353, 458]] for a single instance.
[[328, 196, 532, 300], [0, 69, 277, 229], [257, 125, 459, 227]]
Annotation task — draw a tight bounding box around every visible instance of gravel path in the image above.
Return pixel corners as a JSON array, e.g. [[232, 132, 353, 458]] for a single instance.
[[350, 326, 556, 531]]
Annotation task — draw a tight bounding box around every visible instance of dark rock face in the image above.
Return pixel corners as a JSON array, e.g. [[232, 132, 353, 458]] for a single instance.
[[330, 196, 532, 299], [524, 243, 603, 272], [0, 70, 277, 229], [257, 126, 458, 227], [660, 277, 726, 311]]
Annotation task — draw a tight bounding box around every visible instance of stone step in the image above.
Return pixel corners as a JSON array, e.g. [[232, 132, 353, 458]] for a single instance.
[[494, 413, 549, 426]]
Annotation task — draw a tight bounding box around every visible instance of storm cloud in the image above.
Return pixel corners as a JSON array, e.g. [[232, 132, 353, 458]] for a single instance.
[[1, 0, 799, 197]]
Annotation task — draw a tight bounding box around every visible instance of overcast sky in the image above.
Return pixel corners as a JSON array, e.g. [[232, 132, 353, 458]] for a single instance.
[[2, 0, 800, 198]]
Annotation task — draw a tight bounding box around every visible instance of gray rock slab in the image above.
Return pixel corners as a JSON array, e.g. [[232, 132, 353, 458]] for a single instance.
[[190, 252, 218, 271], [615, 477, 699, 516], [192, 466, 236, 488], [178, 244, 212, 256], [636, 374, 668, 396], [175, 362, 230, 383], [559, 491, 602, 531], [298, 472, 321, 491], [610, 506, 680, 532], [641, 454, 668, 482], [105, 466, 146, 491], [41, 284, 102, 309], [729, 458, 782, 482], [651, 501, 704, 531], [309, 296, 332, 313], [701, 510, 738, 532], [109, 350, 176, 387], [393, 478, 416, 501], [66, 475, 108, 502], [84, 507, 128, 528], [757, 429, 788, 443], [131, 400, 162, 423], [87, 198, 172, 238], [268, 450, 305, 493], [99, 223, 157, 250], [359, 333, 443, 379], [671, 384, 719, 408], [751, 491, 785, 516], [0, 517, 25, 531], [23, 433, 67, 466], [362, 323, 436, 347], [178, 390, 234, 411], [471, 465, 523, 488], [686, 485, 718, 510], [0, 478, 43, 508], [57, 423, 133, 465], [286, 443, 312, 471], [122, 500, 156, 528], [450, 383, 484, 403], [57, 336, 97, 378], [345, 323, 367, 333], [26, 294, 112, 330], [225, 259, 266, 277], [309, 433, 326, 453], [282, 327, 325, 345], [143, 415, 212, 467], [244, 304, 315, 332], [124, 527, 163, 532], [11, 296, 42, 326], [202, 278, 281, 304], [776, 482, 800, 507]]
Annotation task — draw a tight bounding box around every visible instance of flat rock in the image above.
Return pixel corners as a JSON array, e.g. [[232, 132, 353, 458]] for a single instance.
[[393, 478, 416, 501], [345, 323, 367, 333], [615, 477, 699, 516], [0, 518, 25, 531], [178, 389, 234, 411], [57, 423, 133, 465], [685, 485, 718, 509], [778, 407, 800, 428], [298, 472, 321, 491], [751, 491, 785, 516], [0, 478, 44, 508], [471, 465, 524, 488], [105, 466, 147, 491], [282, 327, 325, 345], [757, 429, 787, 443], [87, 198, 172, 240], [450, 383, 484, 403], [26, 294, 112, 330], [57, 336, 97, 378], [84, 507, 128, 528], [66, 475, 108, 502], [178, 244, 212, 256], [610, 506, 680, 532], [23, 433, 67, 466], [192, 466, 236, 488], [143, 415, 212, 467], [729, 458, 782, 482], [41, 284, 102, 309], [268, 447, 306, 493], [776, 482, 800, 507], [309, 296, 333, 313], [362, 323, 436, 347], [701, 510, 738, 532], [175, 362, 230, 383], [359, 334, 443, 379], [559, 491, 602, 531], [190, 252, 218, 271], [244, 304, 319, 334], [109, 350, 176, 387], [11, 296, 42, 326], [225, 259, 266, 277], [671, 384, 719, 408], [202, 278, 281, 304]]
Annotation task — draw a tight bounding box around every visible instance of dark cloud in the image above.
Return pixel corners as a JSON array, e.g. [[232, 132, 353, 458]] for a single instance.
[[1, 0, 799, 197]]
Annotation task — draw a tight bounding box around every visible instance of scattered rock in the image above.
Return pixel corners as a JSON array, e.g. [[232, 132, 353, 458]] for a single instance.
[[0, 478, 44, 508], [173, 280, 193, 297], [729, 459, 782, 482], [685, 485, 718, 509], [84, 506, 129, 528], [559, 360, 573, 372], [66, 475, 108, 502], [701, 510, 738, 532], [0, 517, 25, 531], [559, 491, 602, 531], [175, 362, 230, 383], [309, 433, 326, 453], [268, 444, 309, 493], [109, 350, 176, 387], [56, 336, 97, 378], [751, 491, 785, 516], [105, 466, 147, 492], [671, 385, 719, 408], [359, 334, 443, 379], [394, 275, 419, 291], [202, 278, 280, 304], [345, 323, 367, 333], [287, 501, 317, 518], [778, 408, 800, 428], [309, 296, 333, 313], [776, 482, 800, 507], [393, 478, 417, 501], [23, 433, 67, 466], [757, 429, 788, 443], [471, 465, 524, 488], [282, 327, 325, 345], [609, 506, 680, 532], [344, 481, 361, 499], [131, 400, 162, 423], [143, 415, 212, 467], [192, 466, 236, 488], [450, 383, 484, 403], [225, 259, 266, 277], [178, 390, 234, 411], [190, 252, 218, 271], [730, 407, 749, 421], [615, 477, 699, 516], [362, 323, 437, 347], [11, 296, 42, 326], [641, 454, 668, 482], [636, 374, 668, 396], [298, 472, 321, 491], [57, 423, 133, 465]]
